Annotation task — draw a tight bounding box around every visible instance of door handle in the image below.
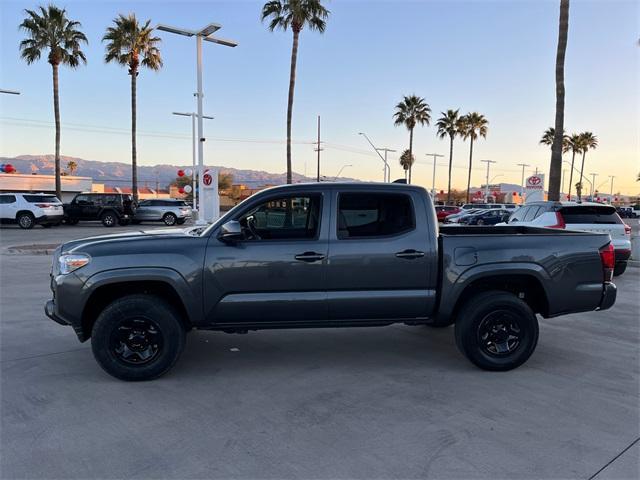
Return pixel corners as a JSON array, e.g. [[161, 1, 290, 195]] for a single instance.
[[395, 249, 425, 260], [294, 252, 325, 263]]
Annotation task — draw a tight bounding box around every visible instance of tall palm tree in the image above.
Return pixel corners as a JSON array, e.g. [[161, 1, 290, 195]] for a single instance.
[[563, 133, 582, 199], [459, 112, 489, 203], [261, 0, 329, 184], [436, 109, 462, 204], [540, 127, 568, 149], [393, 95, 431, 184], [103, 14, 162, 203], [577, 131, 597, 201], [399, 149, 414, 182], [19, 5, 87, 200], [548, 0, 570, 201]]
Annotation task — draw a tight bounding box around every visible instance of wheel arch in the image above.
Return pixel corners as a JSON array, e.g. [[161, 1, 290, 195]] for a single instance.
[[81, 268, 201, 339]]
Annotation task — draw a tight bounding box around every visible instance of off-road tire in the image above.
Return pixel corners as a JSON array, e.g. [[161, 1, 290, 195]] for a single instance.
[[101, 211, 117, 227], [91, 294, 186, 381], [455, 290, 539, 371]]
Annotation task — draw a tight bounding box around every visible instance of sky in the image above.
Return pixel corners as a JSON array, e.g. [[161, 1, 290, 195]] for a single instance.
[[1, 0, 638, 194]]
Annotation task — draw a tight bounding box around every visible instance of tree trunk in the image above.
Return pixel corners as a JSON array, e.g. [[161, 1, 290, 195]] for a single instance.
[[577, 150, 587, 201], [548, 0, 570, 201], [567, 149, 576, 199], [466, 136, 474, 203], [408, 127, 413, 184], [52, 63, 61, 200], [286, 29, 300, 184], [131, 70, 138, 202], [446, 135, 454, 204]]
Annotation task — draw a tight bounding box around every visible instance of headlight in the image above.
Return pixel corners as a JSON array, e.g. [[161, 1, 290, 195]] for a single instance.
[[58, 254, 90, 274]]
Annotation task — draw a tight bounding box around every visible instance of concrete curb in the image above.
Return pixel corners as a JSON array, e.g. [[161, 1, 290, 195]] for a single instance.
[[4, 244, 59, 255]]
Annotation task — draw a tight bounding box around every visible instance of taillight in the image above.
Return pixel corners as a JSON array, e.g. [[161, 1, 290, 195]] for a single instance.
[[547, 212, 566, 229], [599, 243, 615, 283], [624, 223, 631, 236], [35, 203, 49, 208]]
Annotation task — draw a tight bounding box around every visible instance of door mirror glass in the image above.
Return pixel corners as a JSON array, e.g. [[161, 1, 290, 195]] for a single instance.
[[219, 220, 243, 242]]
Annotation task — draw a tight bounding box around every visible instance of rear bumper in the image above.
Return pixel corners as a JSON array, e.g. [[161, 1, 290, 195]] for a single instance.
[[615, 249, 631, 262], [598, 282, 617, 311], [36, 213, 64, 224]]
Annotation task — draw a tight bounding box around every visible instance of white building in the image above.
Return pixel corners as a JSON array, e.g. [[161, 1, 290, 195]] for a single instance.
[[0, 173, 92, 203]]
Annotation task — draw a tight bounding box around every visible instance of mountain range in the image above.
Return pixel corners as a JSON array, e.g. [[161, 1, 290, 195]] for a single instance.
[[0, 154, 353, 189]]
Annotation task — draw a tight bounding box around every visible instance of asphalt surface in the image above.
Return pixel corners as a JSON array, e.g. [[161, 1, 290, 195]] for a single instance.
[[1, 224, 639, 479]]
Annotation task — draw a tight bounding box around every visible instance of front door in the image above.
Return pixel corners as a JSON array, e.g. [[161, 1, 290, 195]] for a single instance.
[[204, 192, 329, 325], [327, 190, 436, 320]]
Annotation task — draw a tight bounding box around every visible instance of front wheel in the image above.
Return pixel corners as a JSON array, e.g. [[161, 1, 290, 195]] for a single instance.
[[455, 291, 539, 371], [91, 294, 186, 381]]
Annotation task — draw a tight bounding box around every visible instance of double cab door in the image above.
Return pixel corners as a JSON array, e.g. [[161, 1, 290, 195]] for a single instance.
[[203, 187, 437, 326]]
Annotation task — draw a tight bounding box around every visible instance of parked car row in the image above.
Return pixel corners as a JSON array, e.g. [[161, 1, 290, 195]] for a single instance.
[[0, 192, 192, 229]]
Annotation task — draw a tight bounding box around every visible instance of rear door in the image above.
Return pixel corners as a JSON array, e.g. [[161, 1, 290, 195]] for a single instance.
[[0, 195, 17, 220], [327, 189, 437, 320]]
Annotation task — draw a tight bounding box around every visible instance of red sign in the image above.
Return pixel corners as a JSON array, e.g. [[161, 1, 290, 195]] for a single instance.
[[203, 172, 213, 186], [528, 176, 541, 186]]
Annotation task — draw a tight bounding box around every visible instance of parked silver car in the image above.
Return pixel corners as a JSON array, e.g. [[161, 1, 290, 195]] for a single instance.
[[133, 199, 192, 226]]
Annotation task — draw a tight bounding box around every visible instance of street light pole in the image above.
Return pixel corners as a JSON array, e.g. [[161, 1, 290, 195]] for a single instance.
[[589, 173, 598, 199], [516, 163, 530, 197], [335, 164, 352, 180], [481, 160, 496, 202], [172, 112, 214, 212], [425, 153, 444, 197], [157, 22, 237, 224], [376, 148, 396, 182], [358, 132, 390, 182]]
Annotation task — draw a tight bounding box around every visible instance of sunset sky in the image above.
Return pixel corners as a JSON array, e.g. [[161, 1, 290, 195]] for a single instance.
[[1, 0, 638, 194]]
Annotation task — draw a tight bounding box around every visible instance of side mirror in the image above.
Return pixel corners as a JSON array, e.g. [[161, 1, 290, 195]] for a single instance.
[[219, 220, 243, 243]]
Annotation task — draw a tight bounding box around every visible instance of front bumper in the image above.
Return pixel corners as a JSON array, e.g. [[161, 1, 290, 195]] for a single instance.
[[45, 270, 88, 341], [598, 282, 617, 311]]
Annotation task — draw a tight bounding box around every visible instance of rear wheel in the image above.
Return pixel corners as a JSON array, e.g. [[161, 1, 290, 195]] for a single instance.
[[163, 212, 177, 226], [101, 211, 117, 227], [91, 294, 186, 381], [455, 291, 539, 371], [17, 212, 35, 229]]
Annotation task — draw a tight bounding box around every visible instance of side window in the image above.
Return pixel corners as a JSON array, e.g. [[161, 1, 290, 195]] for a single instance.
[[0, 195, 17, 204], [75, 195, 90, 205], [338, 193, 414, 239], [509, 206, 528, 222], [238, 195, 321, 240], [523, 206, 540, 221]]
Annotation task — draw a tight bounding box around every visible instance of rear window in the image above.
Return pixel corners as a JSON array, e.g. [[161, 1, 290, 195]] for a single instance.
[[23, 195, 60, 203], [560, 206, 622, 224], [338, 193, 414, 239]]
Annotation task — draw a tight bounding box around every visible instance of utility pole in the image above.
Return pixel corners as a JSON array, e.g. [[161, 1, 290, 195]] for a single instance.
[[425, 153, 444, 197], [517, 163, 530, 198], [481, 160, 496, 202], [314, 115, 323, 182], [590, 173, 598, 199], [608, 175, 615, 197], [376, 148, 396, 182]]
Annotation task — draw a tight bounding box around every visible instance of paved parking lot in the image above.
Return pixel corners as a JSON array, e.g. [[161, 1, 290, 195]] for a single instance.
[[1, 224, 639, 479]]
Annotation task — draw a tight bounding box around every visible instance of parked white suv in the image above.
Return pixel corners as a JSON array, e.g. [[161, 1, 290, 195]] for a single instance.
[[0, 193, 64, 229], [501, 201, 632, 276]]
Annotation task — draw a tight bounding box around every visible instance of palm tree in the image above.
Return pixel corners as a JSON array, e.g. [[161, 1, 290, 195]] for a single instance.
[[261, 0, 329, 184], [399, 149, 414, 182], [66, 160, 78, 175], [393, 95, 431, 184], [577, 131, 597, 201], [103, 14, 162, 202], [436, 109, 463, 204], [540, 127, 569, 150], [459, 112, 488, 203], [564, 133, 582, 199], [19, 5, 87, 200], [548, 0, 570, 201]]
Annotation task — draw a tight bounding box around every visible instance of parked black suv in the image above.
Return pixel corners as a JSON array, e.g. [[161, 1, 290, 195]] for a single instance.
[[64, 193, 136, 227]]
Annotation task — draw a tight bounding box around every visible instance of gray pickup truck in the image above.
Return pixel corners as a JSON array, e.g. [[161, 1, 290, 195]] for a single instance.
[[46, 183, 617, 381]]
